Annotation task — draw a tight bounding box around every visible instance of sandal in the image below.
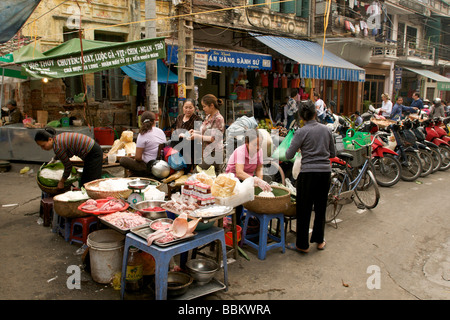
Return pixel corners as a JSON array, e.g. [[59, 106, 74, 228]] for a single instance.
[[317, 241, 327, 250], [286, 243, 309, 253]]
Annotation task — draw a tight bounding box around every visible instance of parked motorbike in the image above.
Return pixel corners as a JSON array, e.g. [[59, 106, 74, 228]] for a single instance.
[[363, 121, 401, 187], [386, 122, 423, 181], [401, 120, 434, 177], [422, 118, 450, 170], [411, 119, 443, 172]]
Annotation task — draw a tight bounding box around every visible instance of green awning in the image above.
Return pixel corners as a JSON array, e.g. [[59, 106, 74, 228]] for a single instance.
[[14, 37, 166, 79], [404, 67, 450, 91]]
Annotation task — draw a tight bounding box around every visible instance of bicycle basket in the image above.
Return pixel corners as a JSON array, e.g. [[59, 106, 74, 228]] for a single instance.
[[343, 129, 371, 150], [345, 146, 370, 168]]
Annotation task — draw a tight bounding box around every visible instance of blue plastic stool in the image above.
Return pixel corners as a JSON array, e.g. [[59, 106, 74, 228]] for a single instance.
[[52, 211, 71, 242], [242, 211, 285, 260]]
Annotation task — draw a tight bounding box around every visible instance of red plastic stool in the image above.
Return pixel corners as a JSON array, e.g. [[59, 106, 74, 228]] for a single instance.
[[70, 216, 98, 245], [40, 197, 54, 227]]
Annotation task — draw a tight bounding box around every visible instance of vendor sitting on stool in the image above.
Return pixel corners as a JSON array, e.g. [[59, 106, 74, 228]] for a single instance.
[[225, 129, 272, 225], [120, 111, 166, 177]]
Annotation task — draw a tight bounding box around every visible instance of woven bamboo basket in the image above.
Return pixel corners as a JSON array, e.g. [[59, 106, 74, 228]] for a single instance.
[[284, 201, 296, 217], [243, 185, 292, 214], [36, 176, 72, 196], [53, 196, 90, 218], [84, 177, 161, 199]]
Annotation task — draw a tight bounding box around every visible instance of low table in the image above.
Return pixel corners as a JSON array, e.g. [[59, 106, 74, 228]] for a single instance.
[[120, 226, 229, 300]]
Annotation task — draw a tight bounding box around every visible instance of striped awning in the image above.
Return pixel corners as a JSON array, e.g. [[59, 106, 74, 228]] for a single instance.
[[252, 34, 366, 82]]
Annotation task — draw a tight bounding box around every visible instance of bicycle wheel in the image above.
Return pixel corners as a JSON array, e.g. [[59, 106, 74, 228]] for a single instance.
[[418, 150, 433, 177], [429, 148, 442, 173], [355, 170, 380, 209], [400, 151, 422, 181], [371, 154, 401, 187], [438, 145, 450, 171], [325, 170, 349, 223]]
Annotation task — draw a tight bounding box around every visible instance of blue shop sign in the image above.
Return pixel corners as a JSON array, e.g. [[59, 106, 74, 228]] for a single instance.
[[167, 45, 272, 70]]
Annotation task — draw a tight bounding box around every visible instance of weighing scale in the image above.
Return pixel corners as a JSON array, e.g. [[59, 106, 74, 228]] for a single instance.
[[127, 180, 150, 204]]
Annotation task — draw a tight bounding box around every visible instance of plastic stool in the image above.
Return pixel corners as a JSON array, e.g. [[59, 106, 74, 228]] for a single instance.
[[70, 216, 98, 244], [40, 197, 54, 227], [242, 211, 285, 260], [52, 211, 71, 242]]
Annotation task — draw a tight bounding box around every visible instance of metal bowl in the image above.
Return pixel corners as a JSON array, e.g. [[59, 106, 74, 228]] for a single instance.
[[185, 258, 219, 285], [134, 200, 167, 219], [127, 180, 150, 190], [149, 218, 173, 231], [167, 271, 193, 297]]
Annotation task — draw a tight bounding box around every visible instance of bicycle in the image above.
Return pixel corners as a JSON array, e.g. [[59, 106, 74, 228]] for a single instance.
[[326, 132, 385, 225]]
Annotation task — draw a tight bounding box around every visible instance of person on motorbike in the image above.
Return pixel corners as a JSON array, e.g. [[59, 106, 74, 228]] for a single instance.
[[429, 98, 446, 118], [390, 96, 418, 121]]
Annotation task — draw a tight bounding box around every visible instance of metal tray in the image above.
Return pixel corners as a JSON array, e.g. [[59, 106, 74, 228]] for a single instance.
[[130, 224, 197, 247], [98, 215, 151, 234], [191, 205, 233, 219]]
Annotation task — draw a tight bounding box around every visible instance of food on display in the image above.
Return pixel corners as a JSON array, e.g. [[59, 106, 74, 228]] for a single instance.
[[108, 130, 136, 156], [101, 211, 148, 230], [142, 206, 165, 212], [211, 174, 237, 198], [80, 198, 126, 212], [55, 190, 89, 202], [258, 191, 275, 197]]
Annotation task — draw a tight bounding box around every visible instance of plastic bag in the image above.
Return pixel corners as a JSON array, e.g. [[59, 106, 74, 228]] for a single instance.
[[167, 153, 187, 171], [271, 129, 299, 163], [343, 129, 371, 150]]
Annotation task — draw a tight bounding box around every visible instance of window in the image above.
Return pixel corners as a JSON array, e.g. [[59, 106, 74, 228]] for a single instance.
[[406, 26, 417, 48], [93, 32, 126, 101]]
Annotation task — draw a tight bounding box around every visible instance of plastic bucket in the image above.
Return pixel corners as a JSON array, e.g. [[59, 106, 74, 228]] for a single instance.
[[225, 225, 242, 247], [94, 127, 115, 145], [87, 229, 125, 284]]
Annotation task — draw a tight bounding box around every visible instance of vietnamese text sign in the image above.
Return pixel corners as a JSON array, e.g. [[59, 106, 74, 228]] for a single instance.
[[20, 37, 166, 78], [193, 53, 208, 79]]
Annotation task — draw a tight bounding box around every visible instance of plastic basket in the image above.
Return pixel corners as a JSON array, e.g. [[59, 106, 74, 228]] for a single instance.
[[343, 129, 371, 150], [345, 146, 370, 168]]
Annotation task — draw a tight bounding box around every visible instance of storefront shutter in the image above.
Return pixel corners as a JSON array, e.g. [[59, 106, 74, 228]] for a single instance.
[[270, 1, 281, 12]]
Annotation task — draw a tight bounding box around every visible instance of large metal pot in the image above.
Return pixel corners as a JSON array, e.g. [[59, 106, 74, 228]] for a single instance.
[[134, 200, 167, 219], [151, 160, 171, 179], [185, 258, 219, 285]]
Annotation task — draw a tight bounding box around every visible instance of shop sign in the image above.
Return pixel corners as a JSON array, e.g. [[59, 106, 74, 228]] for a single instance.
[[193, 53, 208, 79], [20, 38, 166, 78], [437, 81, 450, 91], [394, 67, 402, 90]]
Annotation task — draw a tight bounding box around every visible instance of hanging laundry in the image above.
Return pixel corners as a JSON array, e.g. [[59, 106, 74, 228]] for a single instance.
[[273, 73, 279, 88], [281, 74, 288, 89], [261, 72, 269, 87], [122, 76, 131, 96]]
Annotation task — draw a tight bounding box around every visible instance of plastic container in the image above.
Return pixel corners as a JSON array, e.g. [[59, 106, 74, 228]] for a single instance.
[[225, 225, 242, 247], [125, 247, 144, 292], [94, 127, 115, 145], [61, 117, 70, 127], [87, 229, 125, 284]]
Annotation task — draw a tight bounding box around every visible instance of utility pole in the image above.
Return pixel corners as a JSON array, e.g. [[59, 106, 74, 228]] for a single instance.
[[177, 0, 195, 104], [145, 0, 159, 112]]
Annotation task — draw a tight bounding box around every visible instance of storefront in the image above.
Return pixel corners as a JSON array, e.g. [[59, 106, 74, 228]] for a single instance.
[[249, 34, 366, 116]]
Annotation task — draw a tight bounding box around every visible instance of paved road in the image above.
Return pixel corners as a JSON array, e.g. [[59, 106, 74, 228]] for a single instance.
[[0, 162, 449, 301]]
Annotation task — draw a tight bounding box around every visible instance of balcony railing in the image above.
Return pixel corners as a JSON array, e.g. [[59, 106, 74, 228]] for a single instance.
[[397, 41, 435, 61]]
